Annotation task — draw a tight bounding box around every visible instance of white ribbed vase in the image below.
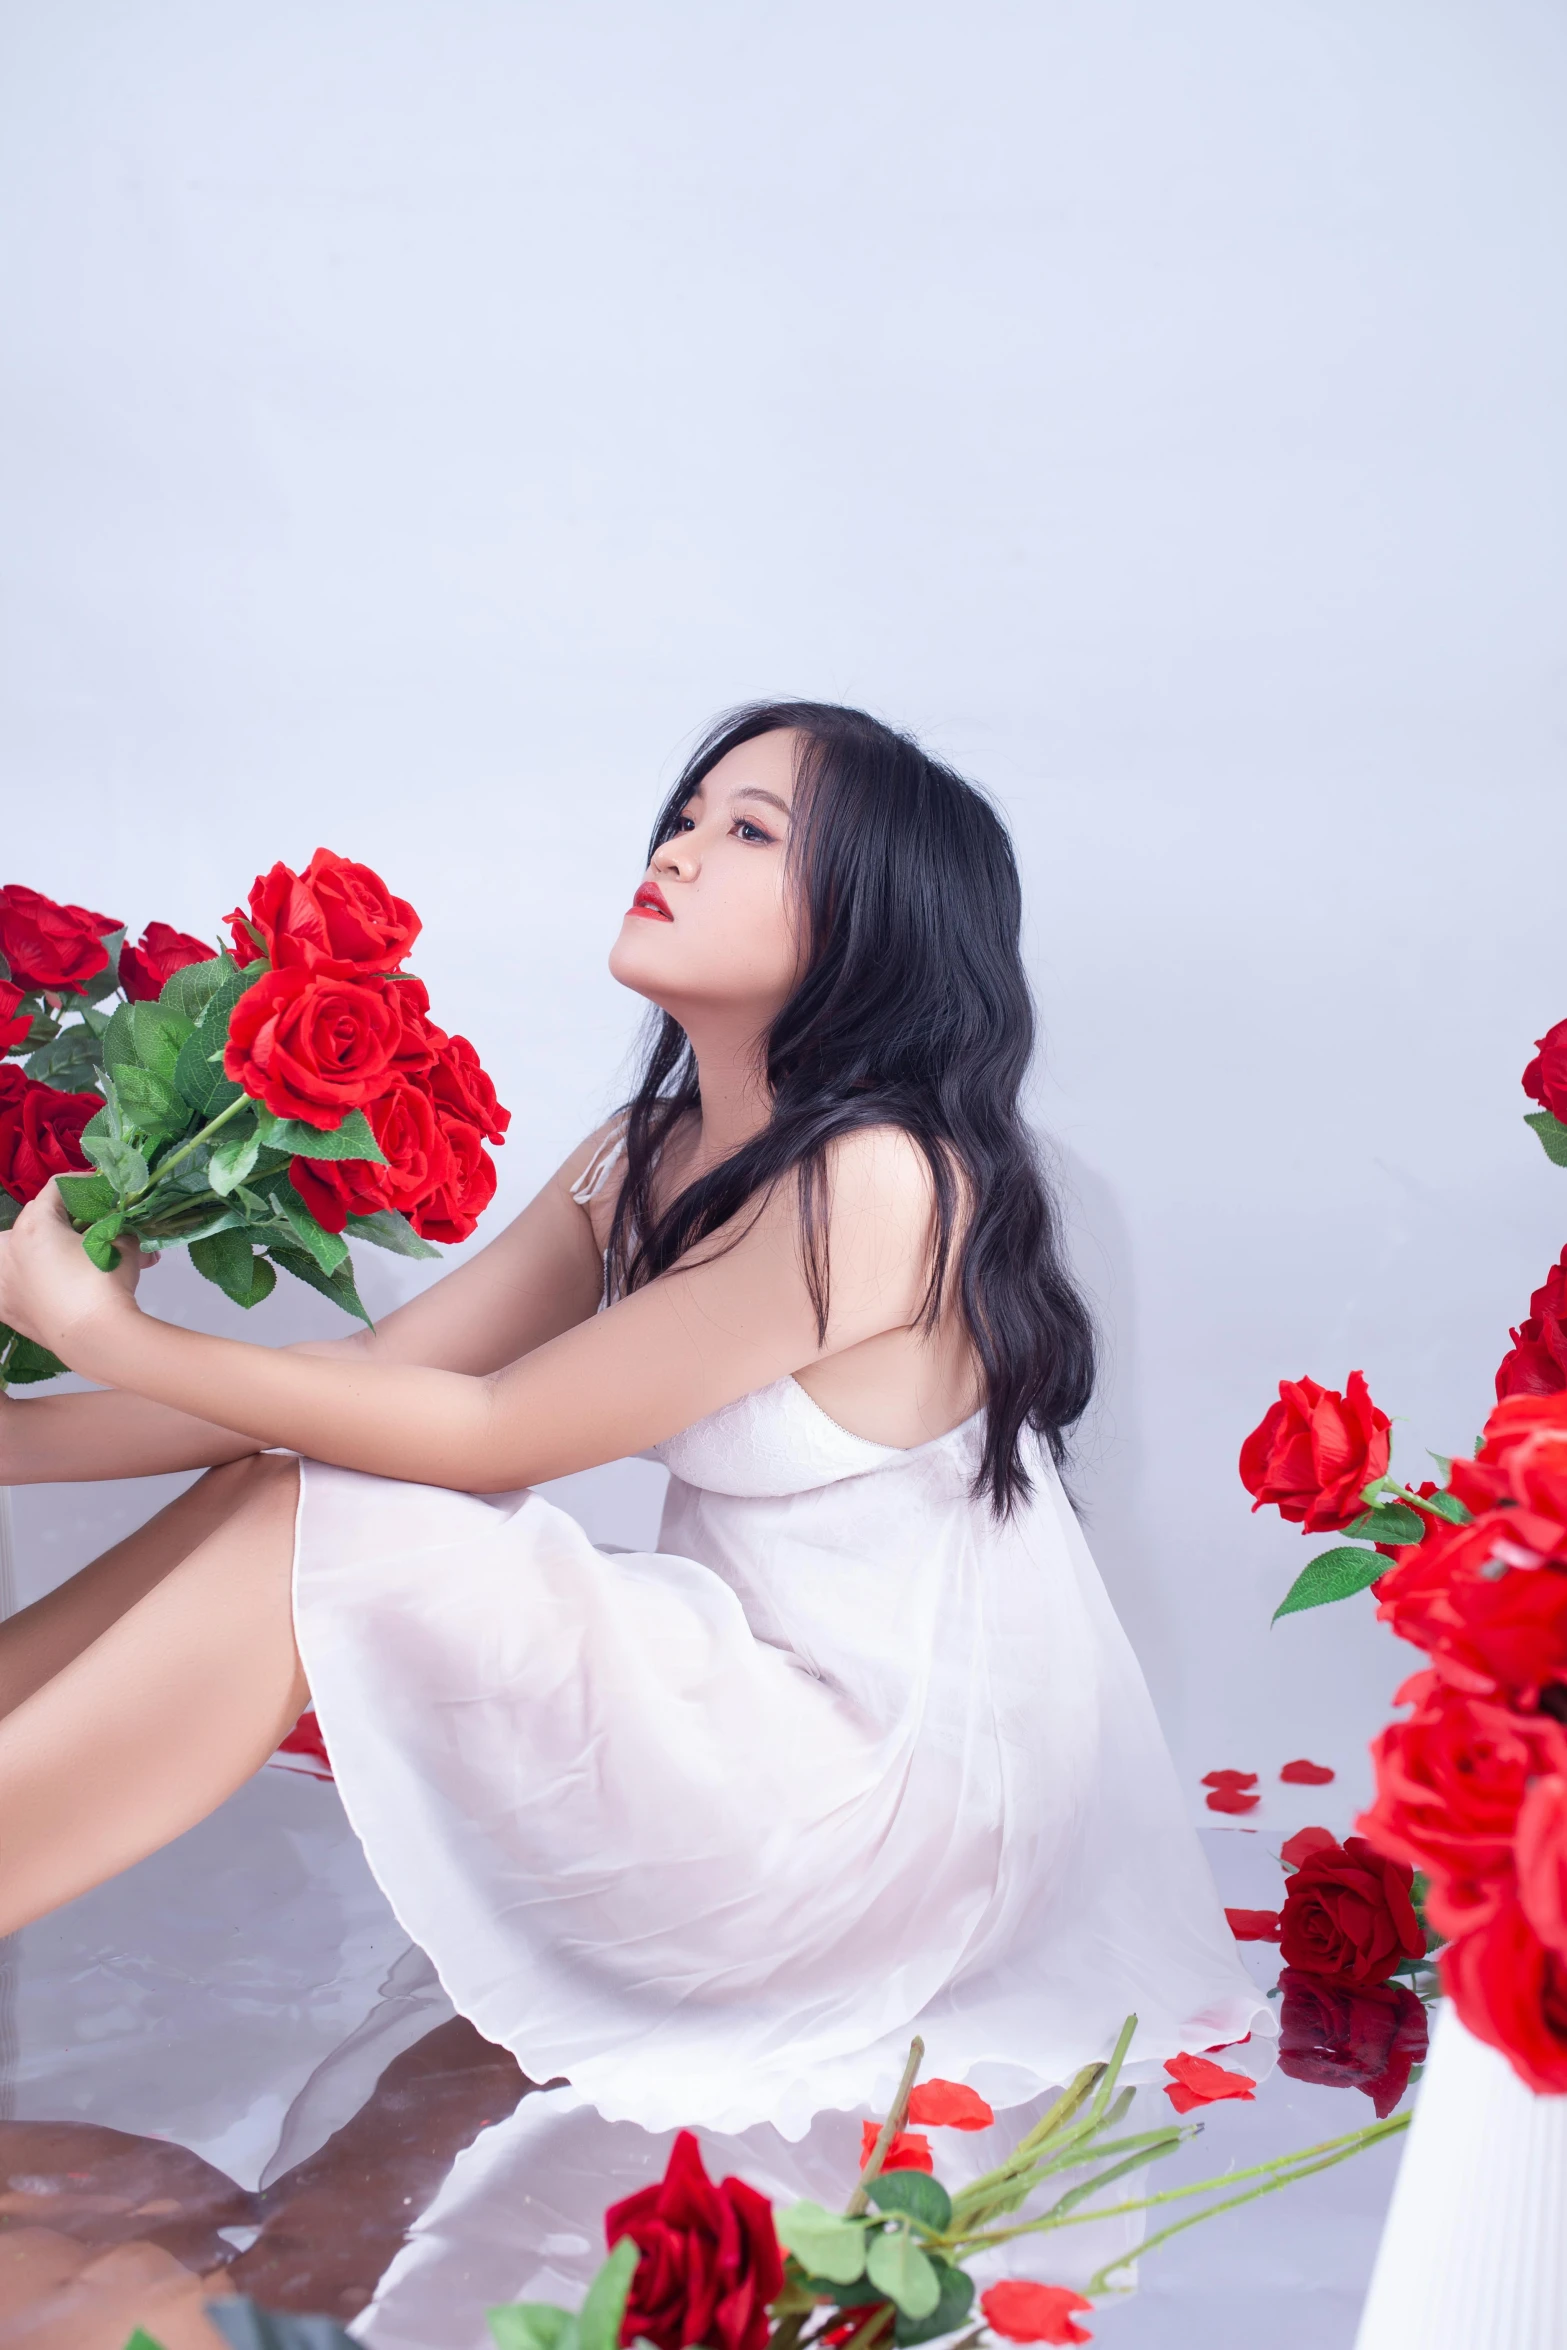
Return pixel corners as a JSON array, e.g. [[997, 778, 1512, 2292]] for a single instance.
[[1355, 1998, 1567, 2350]]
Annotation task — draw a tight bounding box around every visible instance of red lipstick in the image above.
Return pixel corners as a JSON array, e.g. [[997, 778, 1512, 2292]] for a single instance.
[[628, 881, 674, 922]]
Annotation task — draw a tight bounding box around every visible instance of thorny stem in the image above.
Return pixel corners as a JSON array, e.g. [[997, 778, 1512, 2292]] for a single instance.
[[846, 2037, 925, 2217]]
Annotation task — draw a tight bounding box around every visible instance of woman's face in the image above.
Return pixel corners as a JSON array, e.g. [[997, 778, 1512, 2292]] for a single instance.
[[609, 728, 804, 1029]]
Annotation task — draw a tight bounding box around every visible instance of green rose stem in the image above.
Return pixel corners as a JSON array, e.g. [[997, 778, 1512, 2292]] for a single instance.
[[848, 2035, 926, 2215], [117, 1091, 254, 1215]]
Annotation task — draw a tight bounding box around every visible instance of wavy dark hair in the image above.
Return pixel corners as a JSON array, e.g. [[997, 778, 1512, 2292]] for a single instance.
[[606, 701, 1095, 1513]]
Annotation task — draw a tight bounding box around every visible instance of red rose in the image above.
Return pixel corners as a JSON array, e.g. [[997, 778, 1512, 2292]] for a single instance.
[[1276, 1969, 1428, 2118], [980, 2282, 1095, 2345], [0, 884, 120, 992], [385, 974, 444, 1074], [227, 848, 420, 979], [1440, 1893, 1567, 2095], [289, 1079, 448, 1234], [1374, 1521, 1567, 1701], [224, 969, 403, 1130], [857, 2120, 934, 2173], [0, 981, 31, 1055], [1495, 1248, 1567, 1400], [428, 1032, 510, 1145], [407, 1115, 496, 1244], [119, 922, 218, 1004], [1359, 1681, 1567, 1934], [1278, 1834, 1424, 1987], [1239, 1371, 1391, 1533], [605, 2129, 782, 2350], [0, 1068, 103, 1204], [1522, 1016, 1567, 1126], [1516, 1773, 1567, 1961]]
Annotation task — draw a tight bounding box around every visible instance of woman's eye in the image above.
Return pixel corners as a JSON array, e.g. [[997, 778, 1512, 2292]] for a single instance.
[[677, 815, 696, 833], [734, 819, 772, 845]]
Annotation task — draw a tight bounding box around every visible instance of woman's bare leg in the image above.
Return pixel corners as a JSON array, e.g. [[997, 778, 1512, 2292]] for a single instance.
[[0, 1452, 307, 1936], [0, 1457, 271, 1719]]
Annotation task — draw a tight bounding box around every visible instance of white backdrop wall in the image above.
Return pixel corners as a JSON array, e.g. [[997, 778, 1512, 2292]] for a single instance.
[[3, 0, 1565, 1825]]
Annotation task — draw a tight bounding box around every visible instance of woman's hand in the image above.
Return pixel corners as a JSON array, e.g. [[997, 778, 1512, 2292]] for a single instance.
[[0, 1182, 149, 1366]]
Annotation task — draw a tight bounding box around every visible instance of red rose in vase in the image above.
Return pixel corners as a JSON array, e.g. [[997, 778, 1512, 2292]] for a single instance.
[[1522, 1017, 1567, 1126], [0, 1068, 103, 1204], [605, 2129, 782, 2350], [1276, 1969, 1428, 2118], [1441, 1893, 1567, 2096], [228, 848, 420, 979], [1359, 1680, 1567, 1934], [224, 969, 404, 1129], [0, 884, 120, 993], [1239, 1371, 1391, 1533], [1278, 1834, 1424, 1987], [0, 982, 31, 1055], [119, 922, 218, 1003]]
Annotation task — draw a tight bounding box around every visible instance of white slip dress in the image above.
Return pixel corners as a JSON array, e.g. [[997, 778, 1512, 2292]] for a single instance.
[[290, 1216, 1265, 2138]]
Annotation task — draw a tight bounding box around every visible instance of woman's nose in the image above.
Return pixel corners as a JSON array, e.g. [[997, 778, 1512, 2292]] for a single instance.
[[652, 836, 693, 878]]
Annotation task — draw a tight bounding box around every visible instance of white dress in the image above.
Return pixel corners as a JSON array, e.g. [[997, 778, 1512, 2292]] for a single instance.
[[291, 1373, 1265, 2141]]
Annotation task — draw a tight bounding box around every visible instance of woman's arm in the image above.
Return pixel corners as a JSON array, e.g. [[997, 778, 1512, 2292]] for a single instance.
[[0, 1128, 613, 1486], [0, 1130, 936, 1494]]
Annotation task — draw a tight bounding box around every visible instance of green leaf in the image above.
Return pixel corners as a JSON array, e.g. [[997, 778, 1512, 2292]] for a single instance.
[[113, 1063, 186, 1136], [487, 2311, 578, 2350], [159, 954, 228, 1021], [22, 1021, 107, 1092], [134, 1201, 249, 1246], [265, 1106, 387, 1165], [101, 1001, 139, 1075], [1526, 1110, 1567, 1167], [54, 1171, 118, 1227], [173, 1025, 243, 1116], [0, 1324, 68, 1385], [277, 1189, 350, 1276], [865, 2171, 952, 2233], [1343, 1502, 1425, 1546], [0, 1193, 19, 1231], [1418, 1489, 1471, 1526], [1273, 1544, 1387, 1622], [892, 2259, 974, 2347], [80, 1212, 125, 1271], [576, 2238, 640, 2350], [268, 1242, 372, 1327], [191, 1227, 276, 1309], [208, 1114, 265, 1198], [776, 2202, 870, 2285], [865, 2228, 940, 2321], [193, 954, 264, 1039], [79, 1121, 149, 1198], [343, 1208, 440, 1259], [127, 1001, 191, 1081], [120, 2333, 166, 2350]]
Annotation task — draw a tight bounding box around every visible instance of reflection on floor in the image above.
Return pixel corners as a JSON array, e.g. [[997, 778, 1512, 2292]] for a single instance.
[[0, 1772, 1405, 2350]]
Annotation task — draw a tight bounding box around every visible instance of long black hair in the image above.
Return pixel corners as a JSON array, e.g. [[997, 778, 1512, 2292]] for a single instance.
[[606, 701, 1095, 1514]]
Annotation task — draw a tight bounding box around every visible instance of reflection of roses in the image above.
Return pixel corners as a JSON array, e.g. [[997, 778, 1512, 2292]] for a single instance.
[[1276, 1969, 1428, 2118], [1360, 1680, 1567, 1934], [1441, 1894, 1567, 2096], [120, 922, 217, 1004], [1239, 1371, 1390, 1533], [605, 2129, 782, 2350], [1279, 1835, 1424, 1987], [1522, 1016, 1567, 1126], [224, 970, 403, 1129], [0, 883, 119, 992], [0, 1068, 103, 1204], [228, 847, 420, 978]]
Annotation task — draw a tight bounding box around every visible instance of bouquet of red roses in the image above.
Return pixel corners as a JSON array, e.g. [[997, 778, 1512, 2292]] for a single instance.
[[1240, 1010, 1567, 2092], [0, 853, 509, 1386]]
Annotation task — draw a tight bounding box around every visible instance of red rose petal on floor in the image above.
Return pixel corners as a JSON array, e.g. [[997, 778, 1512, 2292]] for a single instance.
[[1206, 1787, 1262, 1813], [980, 2282, 1095, 2345], [858, 2120, 933, 2173], [906, 2079, 995, 2129], [1163, 2052, 1257, 2112], [1226, 1908, 1284, 1941], [1202, 1769, 1260, 1788], [1281, 1825, 1339, 1867], [273, 1708, 334, 1781], [1280, 1759, 1336, 1785]]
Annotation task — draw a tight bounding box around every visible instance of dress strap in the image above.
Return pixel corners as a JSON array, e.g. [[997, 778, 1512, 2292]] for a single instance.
[[569, 1123, 628, 1208]]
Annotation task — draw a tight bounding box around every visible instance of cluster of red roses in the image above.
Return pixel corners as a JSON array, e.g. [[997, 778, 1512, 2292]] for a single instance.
[[1496, 1016, 1567, 1397], [222, 849, 509, 1243]]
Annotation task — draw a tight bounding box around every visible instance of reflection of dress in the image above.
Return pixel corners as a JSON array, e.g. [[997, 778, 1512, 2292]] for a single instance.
[[292, 1369, 1264, 2138]]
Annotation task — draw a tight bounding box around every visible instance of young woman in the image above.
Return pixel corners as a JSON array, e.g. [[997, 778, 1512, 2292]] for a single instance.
[[0, 702, 1260, 2133]]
